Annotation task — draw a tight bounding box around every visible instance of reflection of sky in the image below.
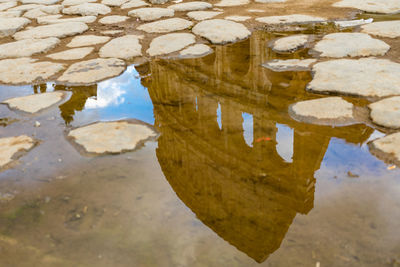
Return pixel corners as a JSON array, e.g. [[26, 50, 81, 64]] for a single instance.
[[242, 112, 253, 147], [276, 123, 294, 163], [217, 103, 222, 130]]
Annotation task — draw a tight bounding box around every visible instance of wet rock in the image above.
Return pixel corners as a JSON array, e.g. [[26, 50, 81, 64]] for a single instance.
[[2, 92, 67, 113], [311, 33, 390, 58], [0, 58, 64, 84], [128, 7, 174, 21], [147, 33, 195, 56], [369, 132, 400, 166], [307, 58, 400, 98], [369, 96, 400, 129], [0, 37, 60, 59], [334, 18, 373, 28], [37, 15, 96, 24], [180, 44, 212, 57], [256, 14, 325, 25], [0, 1, 17, 11], [187, 11, 221, 21], [62, 3, 111, 16], [21, 0, 60, 4], [67, 34, 110, 47], [289, 97, 355, 126], [99, 15, 128, 24], [68, 121, 157, 154], [101, 0, 128, 6], [262, 58, 317, 71], [192, 19, 250, 44], [57, 58, 125, 85], [0, 135, 37, 169], [137, 18, 193, 33], [215, 0, 249, 7], [13, 22, 88, 40], [333, 0, 400, 14], [120, 0, 148, 9], [271, 34, 308, 52], [225, 15, 251, 21], [62, 0, 96, 5], [168, 1, 212, 11], [47, 47, 94, 60], [99, 35, 142, 59], [0, 10, 23, 18], [361, 20, 400, 38], [0, 17, 31, 37]]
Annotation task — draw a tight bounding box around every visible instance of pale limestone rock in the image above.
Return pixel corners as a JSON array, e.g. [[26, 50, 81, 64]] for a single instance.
[[37, 15, 96, 24], [68, 121, 157, 154], [150, 0, 168, 4], [256, 14, 325, 24], [0, 135, 37, 169], [312, 33, 390, 58], [225, 15, 250, 22], [215, 0, 249, 7], [307, 58, 400, 98], [99, 35, 142, 59], [187, 11, 221, 21], [369, 133, 400, 165], [13, 22, 88, 39], [8, 4, 44, 11], [24, 8, 47, 18], [334, 18, 373, 28], [41, 4, 63, 14], [168, 1, 212, 11], [0, 38, 60, 59], [67, 34, 110, 47], [137, 18, 193, 33], [255, 0, 286, 2], [101, 30, 123, 35], [0, 10, 23, 18], [21, 0, 60, 4], [333, 0, 400, 14], [101, 0, 128, 6], [62, 3, 111, 16], [271, 34, 308, 52], [47, 47, 94, 60], [128, 7, 174, 21], [25, 5, 63, 18], [262, 59, 317, 71], [147, 33, 195, 56], [369, 96, 400, 129], [0, 1, 16, 11], [247, 9, 264, 12], [0, 57, 65, 84], [179, 44, 212, 57], [0, 17, 30, 37], [192, 19, 250, 44], [2, 92, 67, 113], [57, 58, 126, 85], [289, 97, 355, 126], [99, 15, 128, 24], [120, 0, 148, 9], [62, 0, 96, 5], [361, 20, 400, 38]]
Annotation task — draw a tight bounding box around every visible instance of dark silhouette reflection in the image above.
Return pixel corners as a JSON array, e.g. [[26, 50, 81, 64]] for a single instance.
[[141, 32, 374, 263]]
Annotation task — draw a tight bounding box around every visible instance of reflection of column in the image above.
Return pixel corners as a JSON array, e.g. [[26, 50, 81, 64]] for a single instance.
[[197, 95, 219, 137]]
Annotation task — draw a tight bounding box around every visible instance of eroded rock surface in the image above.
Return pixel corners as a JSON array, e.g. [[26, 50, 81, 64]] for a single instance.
[[369, 96, 400, 129], [256, 14, 325, 25], [215, 0, 249, 7], [137, 18, 193, 33], [47, 47, 94, 60], [168, 1, 212, 11], [37, 15, 96, 24], [99, 15, 129, 24], [262, 59, 317, 71], [0, 37, 60, 59], [192, 19, 250, 44], [147, 33, 195, 56], [333, 0, 400, 14], [180, 44, 212, 57], [0, 135, 37, 170], [2, 91, 67, 113], [99, 35, 142, 59], [361, 20, 400, 38], [67, 34, 110, 47], [13, 22, 88, 40], [128, 7, 174, 21], [186, 11, 221, 20], [62, 3, 111, 16], [369, 133, 400, 166], [0, 17, 30, 37], [271, 34, 308, 52]]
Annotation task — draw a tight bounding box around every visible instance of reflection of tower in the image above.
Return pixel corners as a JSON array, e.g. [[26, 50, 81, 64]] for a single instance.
[[141, 32, 374, 263]]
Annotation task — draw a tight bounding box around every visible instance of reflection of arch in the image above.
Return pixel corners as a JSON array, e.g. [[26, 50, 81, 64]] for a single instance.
[[225, 40, 251, 76]]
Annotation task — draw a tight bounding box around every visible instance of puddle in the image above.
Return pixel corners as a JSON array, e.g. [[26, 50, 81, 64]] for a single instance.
[[0, 30, 399, 267]]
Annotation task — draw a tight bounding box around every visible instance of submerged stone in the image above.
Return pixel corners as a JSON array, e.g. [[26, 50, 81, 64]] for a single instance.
[[2, 92, 67, 113], [68, 121, 157, 154], [137, 18, 193, 33], [57, 58, 125, 85], [168, 1, 212, 11], [180, 44, 212, 57], [361, 20, 400, 38], [62, 3, 111, 16], [311, 32, 390, 58], [13, 22, 88, 40], [99, 35, 142, 59], [67, 34, 110, 47], [99, 15, 129, 24], [0, 37, 60, 59], [0, 17, 30, 37], [262, 59, 317, 72], [369, 96, 400, 129], [289, 97, 355, 126], [192, 19, 250, 44], [215, 0, 249, 7], [0, 135, 37, 170], [271, 34, 308, 52], [333, 0, 400, 14], [128, 7, 174, 21], [47, 47, 94, 60], [147, 33, 196, 56], [307, 58, 400, 98], [369, 132, 400, 166], [186, 11, 221, 21], [256, 14, 325, 25]]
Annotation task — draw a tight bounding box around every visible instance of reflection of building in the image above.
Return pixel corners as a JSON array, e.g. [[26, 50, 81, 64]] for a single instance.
[[141, 32, 374, 263]]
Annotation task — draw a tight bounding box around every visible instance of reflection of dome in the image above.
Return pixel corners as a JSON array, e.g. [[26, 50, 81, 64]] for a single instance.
[[142, 32, 374, 263]]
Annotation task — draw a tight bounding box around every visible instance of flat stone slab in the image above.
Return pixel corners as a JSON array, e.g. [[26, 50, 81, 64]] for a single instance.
[[289, 97, 355, 126], [271, 34, 308, 52], [0, 135, 37, 170], [361, 20, 400, 38], [101, 30, 123, 35], [215, 0, 249, 7], [57, 58, 125, 85], [62, 0, 96, 5], [180, 43, 212, 57], [147, 33, 196, 56], [0, 37, 60, 59], [99, 15, 128, 24], [334, 18, 373, 28], [256, 14, 325, 25], [101, 0, 128, 6], [0, 10, 23, 18], [47, 47, 94, 60], [99, 35, 142, 59], [21, 0, 60, 4], [168, 1, 212, 11], [67, 34, 110, 47], [307, 58, 400, 98], [187, 11, 221, 20], [0, 17, 30, 37], [137, 18, 193, 33], [128, 8, 174, 21], [0, 57, 64, 84], [311, 32, 390, 58], [192, 19, 250, 44], [37, 15, 96, 24], [0, 1, 17, 11], [369, 96, 400, 129], [333, 0, 400, 14], [121, 0, 148, 9], [2, 91, 67, 113], [8, 4, 43, 12], [369, 132, 400, 166], [262, 58, 317, 71], [225, 15, 251, 21], [68, 120, 157, 154], [62, 3, 111, 16], [13, 22, 88, 40]]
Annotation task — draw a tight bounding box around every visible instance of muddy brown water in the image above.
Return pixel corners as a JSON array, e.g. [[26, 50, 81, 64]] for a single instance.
[[0, 29, 400, 267]]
